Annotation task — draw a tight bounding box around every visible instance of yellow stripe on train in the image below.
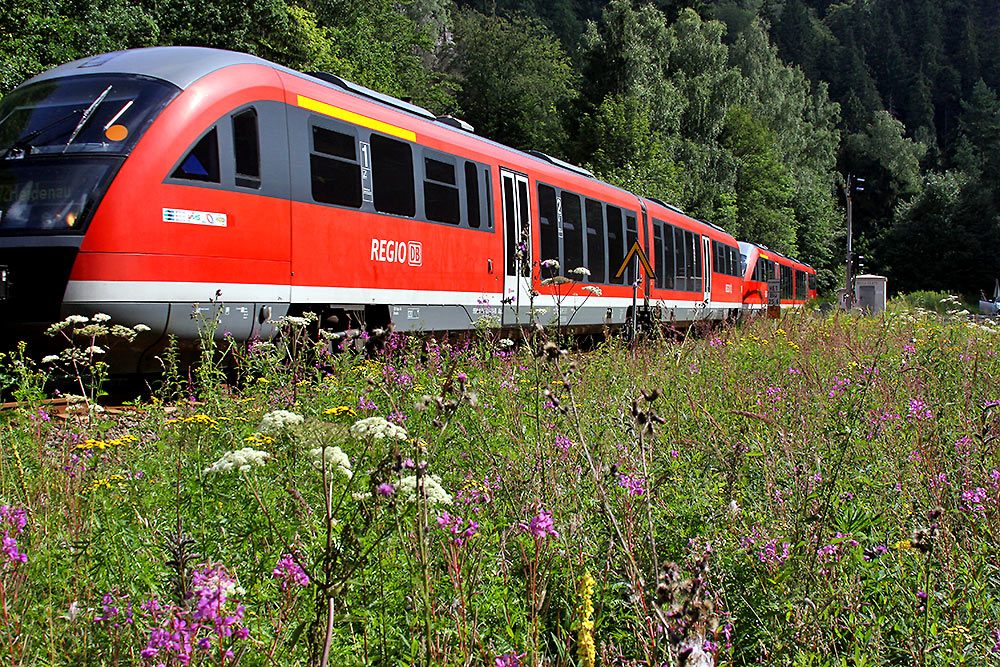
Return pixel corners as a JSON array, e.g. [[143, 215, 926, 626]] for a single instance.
[[297, 95, 417, 142]]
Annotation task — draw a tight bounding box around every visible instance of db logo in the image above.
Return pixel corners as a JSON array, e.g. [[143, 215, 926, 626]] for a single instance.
[[371, 239, 422, 267], [407, 241, 422, 266]]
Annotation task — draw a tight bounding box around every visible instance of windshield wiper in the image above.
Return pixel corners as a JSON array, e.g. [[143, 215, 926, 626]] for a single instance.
[[1, 108, 84, 159], [63, 85, 112, 152]]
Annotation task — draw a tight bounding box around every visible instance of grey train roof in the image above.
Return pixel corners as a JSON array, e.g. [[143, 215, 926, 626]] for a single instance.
[[23, 47, 272, 91]]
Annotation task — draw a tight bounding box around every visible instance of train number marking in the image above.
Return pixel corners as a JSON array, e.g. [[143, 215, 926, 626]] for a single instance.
[[360, 141, 374, 203], [163, 208, 228, 227], [370, 238, 422, 267]]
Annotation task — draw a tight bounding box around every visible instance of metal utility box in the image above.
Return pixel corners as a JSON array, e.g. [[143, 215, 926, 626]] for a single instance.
[[855, 274, 887, 314]]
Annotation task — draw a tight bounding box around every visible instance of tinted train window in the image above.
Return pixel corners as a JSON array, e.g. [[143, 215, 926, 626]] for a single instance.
[[809, 273, 817, 291], [372, 134, 414, 217], [795, 269, 809, 300], [232, 108, 260, 189], [423, 156, 459, 224], [465, 162, 481, 228], [561, 192, 584, 279], [674, 227, 687, 291], [653, 219, 676, 290], [538, 184, 559, 266], [625, 214, 638, 285], [605, 206, 624, 285], [172, 127, 219, 183], [781, 264, 793, 299], [585, 199, 605, 284], [310, 126, 361, 208]]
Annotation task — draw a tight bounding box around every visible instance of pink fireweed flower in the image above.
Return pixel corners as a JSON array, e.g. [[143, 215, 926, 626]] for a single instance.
[[553, 435, 573, 453], [618, 473, 646, 496], [519, 509, 558, 539], [436, 511, 479, 546], [273, 554, 310, 591], [907, 398, 933, 422], [495, 651, 526, 667], [1, 505, 28, 567]]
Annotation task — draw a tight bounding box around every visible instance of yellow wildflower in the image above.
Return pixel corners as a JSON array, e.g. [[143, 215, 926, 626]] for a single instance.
[[323, 406, 357, 418], [577, 571, 596, 667]]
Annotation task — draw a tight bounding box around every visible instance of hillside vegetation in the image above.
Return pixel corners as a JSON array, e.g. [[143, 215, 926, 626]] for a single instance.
[[3, 0, 998, 295]]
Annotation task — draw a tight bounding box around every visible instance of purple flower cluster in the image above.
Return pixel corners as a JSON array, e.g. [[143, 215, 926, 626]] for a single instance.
[[816, 532, 858, 573], [519, 508, 558, 539], [907, 398, 933, 422], [827, 376, 851, 398], [94, 588, 134, 627], [437, 511, 479, 546], [553, 435, 574, 453], [740, 526, 790, 568], [272, 553, 310, 591], [495, 651, 526, 667], [618, 473, 646, 496], [1, 505, 28, 567], [140, 563, 249, 665]]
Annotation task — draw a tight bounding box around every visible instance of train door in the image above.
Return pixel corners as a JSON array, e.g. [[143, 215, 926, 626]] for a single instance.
[[702, 236, 712, 304], [500, 169, 532, 326]]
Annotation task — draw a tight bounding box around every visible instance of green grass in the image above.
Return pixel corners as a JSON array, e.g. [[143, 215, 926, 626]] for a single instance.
[[1, 307, 999, 666]]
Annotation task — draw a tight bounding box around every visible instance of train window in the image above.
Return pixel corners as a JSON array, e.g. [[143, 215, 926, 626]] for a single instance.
[[796, 269, 809, 300], [661, 221, 675, 289], [654, 220, 676, 290], [372, 134, 415, 217], [517, 179, 530, 277], [232, 108, 260, 189], [688, 231, 702, 286], [674, 227, 687, 291], [465, 162, 480, 228], [585, 199, 606, 284], [653, 222, 664, 289], [561, 192, 584, 279], [172, 127, 219, 183], [607, 206, 624, 285], [423, 156, 459, 224], [504, 177, 516, 275], [781, 264, 793, 299], [314, 126, 355, 160], [310, 126, 361, 208], [625, 214, 638, 285], [538, 184, 559, 267], [809, 273, 817, 291]]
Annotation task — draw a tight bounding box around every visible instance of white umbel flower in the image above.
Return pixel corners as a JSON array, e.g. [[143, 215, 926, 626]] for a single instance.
[[398, 474, 453, 505], [309, 445, 353, 478], [204, 447, 271, 474], [92, 313, 111, 322], [349, 417, 408, 441], [259, 409, 304, 435], [582, 285, 602, 296]]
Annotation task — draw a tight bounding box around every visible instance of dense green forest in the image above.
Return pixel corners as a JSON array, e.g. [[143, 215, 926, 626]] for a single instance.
[[2, 0, 998, 296]]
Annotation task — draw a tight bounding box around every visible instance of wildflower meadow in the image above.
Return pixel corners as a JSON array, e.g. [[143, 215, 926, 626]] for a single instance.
[[1, 301, 999, 666]]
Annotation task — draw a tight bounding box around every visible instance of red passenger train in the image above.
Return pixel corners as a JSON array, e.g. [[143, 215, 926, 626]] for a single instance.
[[738, 242, 818, 314], [0, 47, 813, 368]]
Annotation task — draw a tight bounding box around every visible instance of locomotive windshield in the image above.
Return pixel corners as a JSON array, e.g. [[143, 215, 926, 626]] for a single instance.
[[0, 74, 179, 234], [0, 74, 178, 157]]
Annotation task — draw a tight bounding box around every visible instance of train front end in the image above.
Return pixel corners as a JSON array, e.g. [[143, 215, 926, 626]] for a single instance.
[[0, 66, 180, 351]]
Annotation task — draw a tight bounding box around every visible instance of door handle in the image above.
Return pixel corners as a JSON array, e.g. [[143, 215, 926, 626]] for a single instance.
[[488, 259, 493, 273]]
